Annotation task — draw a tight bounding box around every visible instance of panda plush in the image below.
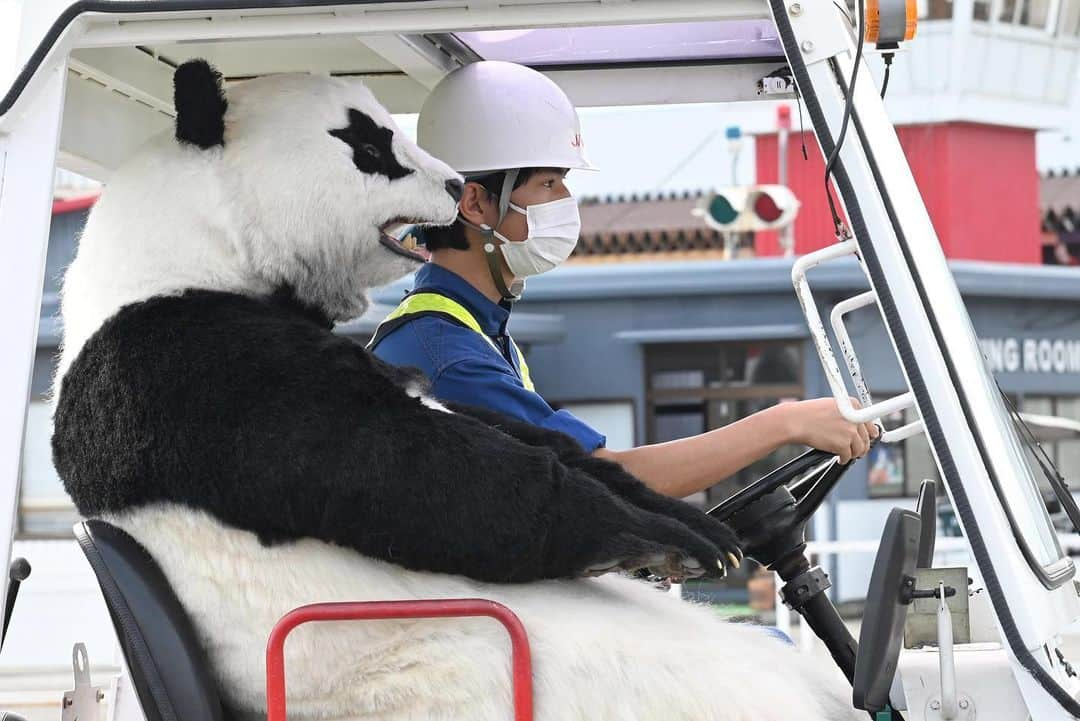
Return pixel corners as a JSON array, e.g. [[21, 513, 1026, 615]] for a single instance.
[[52, 61, 859, 721]]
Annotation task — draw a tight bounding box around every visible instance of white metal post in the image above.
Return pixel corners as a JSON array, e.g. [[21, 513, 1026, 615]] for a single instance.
[[0, 61, 66, 633], [777, 106, 795, 256], [774, 0, 1080, 716]]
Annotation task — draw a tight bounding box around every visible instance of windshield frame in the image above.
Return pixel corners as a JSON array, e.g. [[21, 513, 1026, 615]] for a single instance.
[[974, 354, 1074, 588]]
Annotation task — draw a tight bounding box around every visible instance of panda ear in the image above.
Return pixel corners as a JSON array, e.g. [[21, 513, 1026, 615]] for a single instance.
[[174, 59, 227, 149]]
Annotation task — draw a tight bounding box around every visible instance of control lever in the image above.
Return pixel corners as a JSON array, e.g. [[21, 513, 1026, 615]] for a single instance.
[[900, 577, 955, 604], [2, 558, 31, 651]]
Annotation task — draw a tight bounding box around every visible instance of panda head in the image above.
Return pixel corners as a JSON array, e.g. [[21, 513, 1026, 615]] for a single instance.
[[175, 60, 460, 316], [60, 61, 462, 378]]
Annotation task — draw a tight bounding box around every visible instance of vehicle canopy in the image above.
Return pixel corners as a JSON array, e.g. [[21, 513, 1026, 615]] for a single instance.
[[3, 1, 1080, 718], [1, 0, 788, 178]]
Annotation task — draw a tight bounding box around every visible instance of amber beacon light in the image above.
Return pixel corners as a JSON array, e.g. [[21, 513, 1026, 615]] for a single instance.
[[866, 0, 918, 46]]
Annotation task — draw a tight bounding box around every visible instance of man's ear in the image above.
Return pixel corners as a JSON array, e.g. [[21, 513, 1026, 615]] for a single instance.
[[174, 59, 227, 149], [458, 182, 495, 228]]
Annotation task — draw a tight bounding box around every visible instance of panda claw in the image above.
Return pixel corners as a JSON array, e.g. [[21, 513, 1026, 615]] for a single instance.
[[679, 557, 704, 578]]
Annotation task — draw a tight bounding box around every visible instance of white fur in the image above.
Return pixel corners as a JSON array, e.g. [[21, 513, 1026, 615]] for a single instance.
[[58, 73, 460, 382], [113, 507, 859, 721], [61, 72, 860, 721], [406, 382, 452, 413]]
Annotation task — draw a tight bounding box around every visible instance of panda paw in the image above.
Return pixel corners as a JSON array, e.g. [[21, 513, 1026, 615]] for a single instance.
[[690, 516, 744, 570], [582, 512, 738, 580], [638, 501, 744, 571]]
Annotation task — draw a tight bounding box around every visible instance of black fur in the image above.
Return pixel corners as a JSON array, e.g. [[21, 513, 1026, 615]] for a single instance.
[[174, 60, 228, 149], [53, 290, 740, 583], [329, 109, 413, 181], [447, 403, 743, 558]]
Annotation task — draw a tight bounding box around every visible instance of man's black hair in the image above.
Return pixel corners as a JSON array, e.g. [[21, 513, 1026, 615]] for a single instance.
[[423, 168, 541, 252]]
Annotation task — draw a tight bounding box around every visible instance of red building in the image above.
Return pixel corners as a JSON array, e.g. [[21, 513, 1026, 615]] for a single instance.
[[755, 123, 1043, 264]]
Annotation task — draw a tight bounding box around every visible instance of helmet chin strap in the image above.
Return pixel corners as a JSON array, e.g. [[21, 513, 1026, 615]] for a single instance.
[[482, 241, 522, 302], [461, 169, 522, 303]]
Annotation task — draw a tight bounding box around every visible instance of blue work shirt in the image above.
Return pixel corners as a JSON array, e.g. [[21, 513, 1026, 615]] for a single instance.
[[372, 263, 606, 452]]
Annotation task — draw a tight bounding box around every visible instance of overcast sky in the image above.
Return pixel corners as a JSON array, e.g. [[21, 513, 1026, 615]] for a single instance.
[[4, 0, 1074, 194], [397, 101, 1080, 199], [394, 104, 763, 199]]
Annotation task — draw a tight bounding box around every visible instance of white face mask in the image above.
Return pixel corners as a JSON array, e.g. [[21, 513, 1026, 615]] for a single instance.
[[491, 197, 581, 278]]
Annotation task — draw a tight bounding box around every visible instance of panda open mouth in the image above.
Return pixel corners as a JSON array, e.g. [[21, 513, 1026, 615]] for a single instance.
[[378, 221, 430, 262]]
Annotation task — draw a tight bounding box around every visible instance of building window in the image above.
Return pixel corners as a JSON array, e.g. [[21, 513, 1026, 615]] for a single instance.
[[1021, 395, 1080, 495], [1058, 0, 1080, 35], [903, 410, 941, 494], [994, 0, 1055, 28], [879, 0, 1076, 32], [867, 407, 941, 498], [924, 0, 955, 19], [555, 400, 636, 451], [858, 0, 952, 20], [869, 394, 1080, 501], [646, 340, 804, 506], [1055, 396, 1080, 483], [18, 398, 80, 539]]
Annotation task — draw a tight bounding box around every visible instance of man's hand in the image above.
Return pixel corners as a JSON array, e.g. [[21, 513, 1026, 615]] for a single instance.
[[780, 398, 880, 464]]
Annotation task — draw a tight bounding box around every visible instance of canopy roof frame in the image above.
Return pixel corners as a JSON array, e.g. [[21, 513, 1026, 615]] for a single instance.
[[2, 0, 772, 121], [2, 0, 791, 178]]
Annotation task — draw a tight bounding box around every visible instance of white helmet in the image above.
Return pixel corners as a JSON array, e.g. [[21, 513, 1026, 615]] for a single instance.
[[417, 61, 596, 176]]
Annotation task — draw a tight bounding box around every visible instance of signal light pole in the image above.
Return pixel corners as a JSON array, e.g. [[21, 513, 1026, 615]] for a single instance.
[[777, 105, 795, 257], [725, 125, 744, 259]]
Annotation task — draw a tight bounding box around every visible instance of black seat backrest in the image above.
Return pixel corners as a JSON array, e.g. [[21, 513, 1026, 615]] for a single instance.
[[74, 520, 226, 721]]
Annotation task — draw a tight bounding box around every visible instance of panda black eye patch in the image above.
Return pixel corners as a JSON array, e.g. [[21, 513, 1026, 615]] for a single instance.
[[329, 108, 413, 181]]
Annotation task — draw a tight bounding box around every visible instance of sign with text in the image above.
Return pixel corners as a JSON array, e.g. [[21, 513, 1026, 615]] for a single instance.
[[980, 337, 1080, 375]]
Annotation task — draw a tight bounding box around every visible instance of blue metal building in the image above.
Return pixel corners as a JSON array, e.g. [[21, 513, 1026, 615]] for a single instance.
[[23, 203, 1080, 600]]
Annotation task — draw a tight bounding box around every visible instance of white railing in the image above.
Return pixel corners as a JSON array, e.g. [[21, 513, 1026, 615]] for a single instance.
[[774, 534, 1080, 651]]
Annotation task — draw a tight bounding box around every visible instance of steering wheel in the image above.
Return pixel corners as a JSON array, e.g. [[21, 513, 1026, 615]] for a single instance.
[[708, 447, 908, 721], [707, 448, 855, 576], [709, 448, 841, 521]]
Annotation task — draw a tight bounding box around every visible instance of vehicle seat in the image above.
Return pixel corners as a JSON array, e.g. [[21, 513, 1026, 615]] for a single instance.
[[74, 520, 226, 721]]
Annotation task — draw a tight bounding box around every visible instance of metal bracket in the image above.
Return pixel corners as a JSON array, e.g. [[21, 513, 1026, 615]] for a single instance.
[[783, 0, 851, 68], [757, 67, 797, 97], [61, 643, 106, 721], [780, 566, 831, 611], [925, 694, 975, 721]]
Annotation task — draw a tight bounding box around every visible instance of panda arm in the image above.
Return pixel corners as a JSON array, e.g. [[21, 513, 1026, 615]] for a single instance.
[[171, 315, 733, 583], [448, 402, 743, 562], [55, 294, 730, 584], [444, 402, 586, 460], [287, 385, 733, 582]]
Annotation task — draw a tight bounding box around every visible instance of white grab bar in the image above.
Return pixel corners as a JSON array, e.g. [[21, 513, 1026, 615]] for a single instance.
[[792, 242, 924, 444]]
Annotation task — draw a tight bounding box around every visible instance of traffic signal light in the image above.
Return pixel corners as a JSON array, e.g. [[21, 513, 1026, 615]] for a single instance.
[[694, 185, 800, 232]]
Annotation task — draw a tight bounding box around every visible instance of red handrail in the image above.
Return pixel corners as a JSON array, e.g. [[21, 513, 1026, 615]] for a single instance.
[[265, 599, 533, 721]]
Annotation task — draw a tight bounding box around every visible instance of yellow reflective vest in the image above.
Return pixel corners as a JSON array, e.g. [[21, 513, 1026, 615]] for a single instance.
[[367, 292, 535, 392]]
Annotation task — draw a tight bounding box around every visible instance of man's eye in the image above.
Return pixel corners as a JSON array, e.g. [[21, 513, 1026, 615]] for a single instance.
[[361, 143, 382, 159]]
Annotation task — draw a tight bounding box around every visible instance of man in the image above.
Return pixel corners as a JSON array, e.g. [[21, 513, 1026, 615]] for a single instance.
[[372, 61, 877, 499]]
